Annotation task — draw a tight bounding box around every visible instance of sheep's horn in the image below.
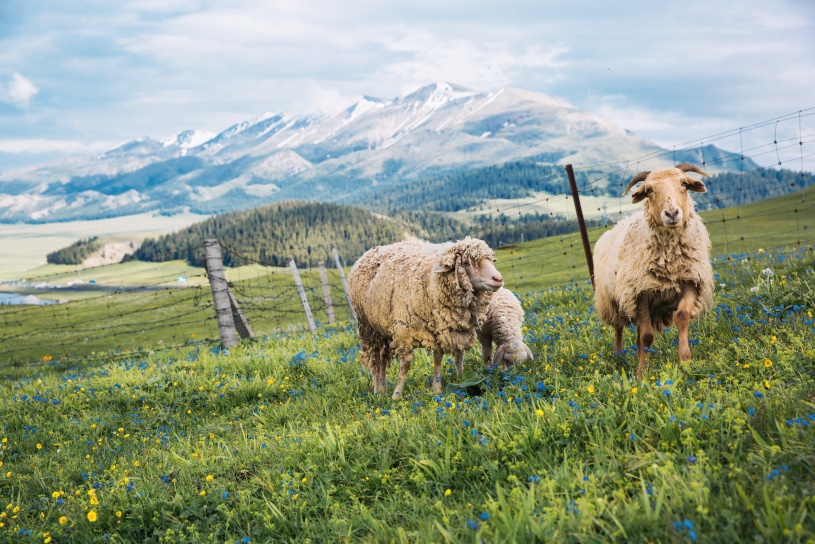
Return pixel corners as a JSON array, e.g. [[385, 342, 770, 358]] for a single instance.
[[622, 171, 650, 195], [675, 163, 711, 178]]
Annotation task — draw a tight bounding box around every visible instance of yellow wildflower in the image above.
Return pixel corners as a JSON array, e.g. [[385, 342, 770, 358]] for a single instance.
[[87, 511, 97, 522]]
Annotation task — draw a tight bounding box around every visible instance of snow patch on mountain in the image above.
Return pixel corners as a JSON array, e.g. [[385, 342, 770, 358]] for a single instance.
[[162, 130, 216, 149]]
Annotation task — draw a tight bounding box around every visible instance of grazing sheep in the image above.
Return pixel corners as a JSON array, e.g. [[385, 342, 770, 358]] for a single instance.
[[476, 287, 534, 368], [594, 163, 714, 379], [348, 237, 503, 399]]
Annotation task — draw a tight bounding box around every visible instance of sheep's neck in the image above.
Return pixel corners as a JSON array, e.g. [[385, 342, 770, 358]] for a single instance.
[[644, 214, 700, 283]]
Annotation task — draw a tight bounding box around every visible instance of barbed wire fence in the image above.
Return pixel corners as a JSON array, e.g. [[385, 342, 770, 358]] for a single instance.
[[0, 108, 813, 370]]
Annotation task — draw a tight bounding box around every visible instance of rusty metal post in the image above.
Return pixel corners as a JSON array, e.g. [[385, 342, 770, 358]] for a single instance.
[[565, 164, 595, 289]]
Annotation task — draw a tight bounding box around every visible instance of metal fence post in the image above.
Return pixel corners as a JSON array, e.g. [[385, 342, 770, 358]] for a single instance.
[[565, 164, 595, 289]]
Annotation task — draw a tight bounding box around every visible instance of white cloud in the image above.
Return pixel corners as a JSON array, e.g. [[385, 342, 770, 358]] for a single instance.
[[0, 139, 113, 154], [0, 73, 39, 109]]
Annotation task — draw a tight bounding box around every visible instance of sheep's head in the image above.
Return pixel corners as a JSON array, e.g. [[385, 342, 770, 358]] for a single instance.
[[433, 237, 503, 292], [493, 341, 534, 368], [623, 163, 710, 229]]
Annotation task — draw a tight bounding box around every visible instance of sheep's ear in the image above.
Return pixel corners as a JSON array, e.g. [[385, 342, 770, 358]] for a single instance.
[[683, 178, 707, 193], [434, 249, 457, 273], [524, 344, 534, 360], [492, 344, 507, 365], [631, 185, 650, 203]]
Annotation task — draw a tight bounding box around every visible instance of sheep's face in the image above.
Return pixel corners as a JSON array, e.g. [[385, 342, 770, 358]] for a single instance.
[[629, 166, 708, 229], [493, 341, 534, 368], [434, 237, 503, 292]]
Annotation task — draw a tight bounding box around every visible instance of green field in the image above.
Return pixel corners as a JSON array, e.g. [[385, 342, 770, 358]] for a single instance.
[[2, 189, 814, 366], [0, 244, 812, 542], [0, 212, 210, 278]]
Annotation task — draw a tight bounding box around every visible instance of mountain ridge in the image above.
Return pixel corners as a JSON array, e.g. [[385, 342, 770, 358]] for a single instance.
[[0, 82, 760, 223]]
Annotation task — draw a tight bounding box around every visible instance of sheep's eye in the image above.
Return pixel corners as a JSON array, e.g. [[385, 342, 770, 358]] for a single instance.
[[645, 188, 653, 197], [462, 259, 471, 266]]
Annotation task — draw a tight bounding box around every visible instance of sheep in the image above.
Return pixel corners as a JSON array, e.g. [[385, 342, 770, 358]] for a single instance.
[[593, 163, 714, 379], [347, 237, 503, 399], [475, 287, 534, 368]]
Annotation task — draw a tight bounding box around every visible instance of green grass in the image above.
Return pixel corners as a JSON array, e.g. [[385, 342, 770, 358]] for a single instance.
[[0, 248, 813, 542], [2, 188, 813, 366], [494, 188, 815, 293]]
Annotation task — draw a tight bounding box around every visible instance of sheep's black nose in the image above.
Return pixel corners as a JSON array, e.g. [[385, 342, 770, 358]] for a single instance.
[[664, 209, 680, 221]]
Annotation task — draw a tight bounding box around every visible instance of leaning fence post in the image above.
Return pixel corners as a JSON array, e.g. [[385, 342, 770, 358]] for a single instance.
[[290, 259, 317, 333], [332, 248, 357, 322], [565, 164, 595, 289], [318, 261, 336, 324], [203, 239, 239, 349]]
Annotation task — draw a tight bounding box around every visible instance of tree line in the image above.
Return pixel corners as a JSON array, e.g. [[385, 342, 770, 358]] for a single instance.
[[46, 236, 101, 265]]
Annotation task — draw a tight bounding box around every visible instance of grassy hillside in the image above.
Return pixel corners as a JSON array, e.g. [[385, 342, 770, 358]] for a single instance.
[[2, 187, 813, 365], [494, 187, 815, 293], [0, 247, 812, 542], [127, 201, 416, 268]]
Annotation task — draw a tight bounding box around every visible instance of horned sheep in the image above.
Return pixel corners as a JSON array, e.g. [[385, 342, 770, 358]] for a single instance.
[[593, 163, 714, 379], [476, 287, 534, 368], [347, 237, 503, 399]]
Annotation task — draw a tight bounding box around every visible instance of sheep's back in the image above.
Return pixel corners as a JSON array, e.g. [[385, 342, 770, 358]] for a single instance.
[[348, 240, 440, 335], [483, 287, 524, 343]]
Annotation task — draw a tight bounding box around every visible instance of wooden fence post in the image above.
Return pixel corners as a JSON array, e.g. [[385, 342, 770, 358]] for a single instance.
[[227, 290, 254, 339], [203, 239, 239, 349], [290, 259, 317, 333], [332, 248, 357, 322], [318, 261, 335, 324]]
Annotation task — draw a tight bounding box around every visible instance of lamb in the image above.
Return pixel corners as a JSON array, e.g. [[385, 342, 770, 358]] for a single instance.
[[593, 163, 714, 379], [476, 287, 534, 368], [347, 237, 503, 399]]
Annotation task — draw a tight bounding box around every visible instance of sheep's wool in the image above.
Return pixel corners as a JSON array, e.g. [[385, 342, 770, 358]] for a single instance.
[[594, 209, 714, 330], [348, 237, 496, 383], [479, 287, 529, 364]]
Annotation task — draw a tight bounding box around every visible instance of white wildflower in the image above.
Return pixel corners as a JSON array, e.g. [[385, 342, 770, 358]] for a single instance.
[[763, 268, 773, 276], [750, 286, 760, 293]]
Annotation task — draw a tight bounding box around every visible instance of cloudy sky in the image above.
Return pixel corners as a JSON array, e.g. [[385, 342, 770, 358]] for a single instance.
[[1, 0, 813, 169]]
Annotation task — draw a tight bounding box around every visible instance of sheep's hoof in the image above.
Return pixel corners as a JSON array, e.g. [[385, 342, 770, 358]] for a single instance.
[[432, 382, 442, 394], [678, 351, 692, 363], [391, 390, 402, 400]]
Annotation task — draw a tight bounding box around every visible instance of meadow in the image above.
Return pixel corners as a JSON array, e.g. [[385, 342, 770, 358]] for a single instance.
[[0, 243, 814, 542], [1, 187, 814, 542]]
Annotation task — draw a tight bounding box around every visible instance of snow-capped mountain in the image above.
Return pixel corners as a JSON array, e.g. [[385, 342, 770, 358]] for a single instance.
[[0, 82, 742, 222]]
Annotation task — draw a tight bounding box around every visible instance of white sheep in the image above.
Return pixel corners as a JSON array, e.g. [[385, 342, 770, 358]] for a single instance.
[[476, 287, 533, 368], [347, 237, 503, 399], [593, 163, 714, 379]]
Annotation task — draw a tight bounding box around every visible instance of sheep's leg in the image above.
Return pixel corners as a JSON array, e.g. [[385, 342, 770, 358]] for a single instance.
[[675, 285, 696, 364], [479, 335, 493, 367], [392, 349, 414, 400], [432, 351, 443, 394], [635, 300, 655, 381], [374, 345, 389, 395], [613, 326, 623, 355], [454, 351, 464, 378]]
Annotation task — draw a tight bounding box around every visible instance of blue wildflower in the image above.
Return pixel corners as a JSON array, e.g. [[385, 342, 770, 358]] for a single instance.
[[466, 519, 479, 530], [479, 512, 489, 521]]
